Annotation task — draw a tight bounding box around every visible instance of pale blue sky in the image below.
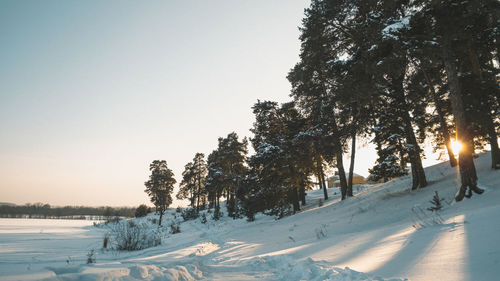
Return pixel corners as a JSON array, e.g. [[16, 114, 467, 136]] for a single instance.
[[0, 0, 385, 206]]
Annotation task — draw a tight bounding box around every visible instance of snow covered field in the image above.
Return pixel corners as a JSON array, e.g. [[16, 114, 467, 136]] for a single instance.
[[1, 153, 499, 281]]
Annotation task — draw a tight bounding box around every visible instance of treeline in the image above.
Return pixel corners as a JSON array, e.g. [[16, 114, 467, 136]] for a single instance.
[[0, 203, 136, 219], [144, 0, 499, 223]]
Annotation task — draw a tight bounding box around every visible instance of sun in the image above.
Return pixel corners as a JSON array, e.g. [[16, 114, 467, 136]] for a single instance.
[[451, 140, 463, 155]]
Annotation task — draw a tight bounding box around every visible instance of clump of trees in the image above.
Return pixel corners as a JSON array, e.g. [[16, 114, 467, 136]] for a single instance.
[[147, 0, 498, 221], [135, 204, 151, 218], [0, 203, 136, 219], [176, 133, 248, 219], [284, 0, 498, 202]]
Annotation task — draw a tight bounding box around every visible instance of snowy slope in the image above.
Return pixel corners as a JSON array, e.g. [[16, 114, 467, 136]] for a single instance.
[[1, 152, 499, 281]]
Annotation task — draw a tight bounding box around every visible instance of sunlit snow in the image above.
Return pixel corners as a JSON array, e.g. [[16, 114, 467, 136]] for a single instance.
[[0, 152, 499, 281]]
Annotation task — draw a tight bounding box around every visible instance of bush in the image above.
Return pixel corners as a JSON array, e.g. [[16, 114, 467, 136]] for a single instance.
[[212, 205, 223, 221], [170, 223, 180, 234], [105, 216, 121, 224], [244, 208, 255, 222], [103, 235, 109, 249], [87, 249, 96, 264], [135, 204, 151, 218], [181, 208, 198, 221], [108, 221, 161, 251], [200, 213, 207, 224], [176, 206, 182, 213]]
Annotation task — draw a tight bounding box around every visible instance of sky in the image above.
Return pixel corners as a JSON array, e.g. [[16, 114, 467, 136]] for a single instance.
[[0, 0, 441, 207]]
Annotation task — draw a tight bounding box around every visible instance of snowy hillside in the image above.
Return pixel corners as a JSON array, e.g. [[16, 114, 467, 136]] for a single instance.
[[1, 153, 499, 281]]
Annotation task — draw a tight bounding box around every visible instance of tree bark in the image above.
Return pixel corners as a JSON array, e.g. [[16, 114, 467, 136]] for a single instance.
[[438, 111, 458, 168], [347, 123, 356, 197], [320, 170, 328, 200], [487, 117, 500, 169], [466, 39, 500, 169], [331, 118, 348, 199], [317, 171, 323, 189], [422, 67, 457, 167], [402, 110, 428, 189], [158, 209, 163, 226], [289, 166, 300, 213], [197, 165, 202, 211], [291, 186, 300, 213], [336, 151, 348, 200], [196, 186, 200, 212], [190, 190, 195, 207], [442, 41, 481, 201], [300, 184, 306, 205], [317, 159, 328, 200], [393, 74, 427, 190]]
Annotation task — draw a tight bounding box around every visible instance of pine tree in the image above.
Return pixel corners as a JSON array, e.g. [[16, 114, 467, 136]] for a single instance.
[[177, 162, 196, 207], [192, 153, 208, 211], [427, 191, 443, 212], [414, 0, 492, 200], [144, 160, 176, 226], [177, 153, 208, 211], [250, 101, 314, 216], [205, 132, 248, 218]]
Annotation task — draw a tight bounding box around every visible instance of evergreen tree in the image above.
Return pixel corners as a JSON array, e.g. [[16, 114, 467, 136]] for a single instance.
[[192, 153, 208, 211], [144, 160, 176, 225], [177, 153, 208, 211], [205, 132, 248, 218], [408, 0, 498, 200], [250, 101, 314, 216], [177, 162, 196, 207]]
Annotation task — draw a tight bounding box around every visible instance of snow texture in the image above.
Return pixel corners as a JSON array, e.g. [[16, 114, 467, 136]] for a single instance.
[[382, 16, 412, 39], [1, 152, 499, 281]]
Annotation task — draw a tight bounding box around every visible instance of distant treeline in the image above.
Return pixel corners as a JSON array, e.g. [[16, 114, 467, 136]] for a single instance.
[[0, 203, 136, 219]]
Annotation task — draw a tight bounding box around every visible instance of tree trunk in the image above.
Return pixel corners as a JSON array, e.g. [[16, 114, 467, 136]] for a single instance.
[[196, 188, 200, 212], [320, 171, 328, 200], [318, 160, 328, 200], [422, 67, 457, 167], [394, 74, 427, 190], [442, 42, 482, 201], [320, 169, 327, 190], [487, 117, 500, 169], [317, 171, 323, 189], [336, 151, 348, 200], [300, 184, 306, 206], [197, 169, 201, 211], [392, 71, 427, 189], [347, 125, 356, 197], [291, 186, 300, 213], [158, 209, 163, 226], [289, 166, 300, 213], [466, 39, 500, 169], [190, 191, 195, 207], [331, 118, 348, 199], [440, 120, 458, 168], [402, 109, 428, 189], [398, 139, 407, 171]]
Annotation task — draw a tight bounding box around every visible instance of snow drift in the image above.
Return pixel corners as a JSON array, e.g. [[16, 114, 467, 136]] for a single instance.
[[1, 152, 499, 281]]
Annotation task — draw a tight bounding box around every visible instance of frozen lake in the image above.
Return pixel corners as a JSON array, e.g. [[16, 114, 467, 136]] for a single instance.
[[0, 218, 104, 280]]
